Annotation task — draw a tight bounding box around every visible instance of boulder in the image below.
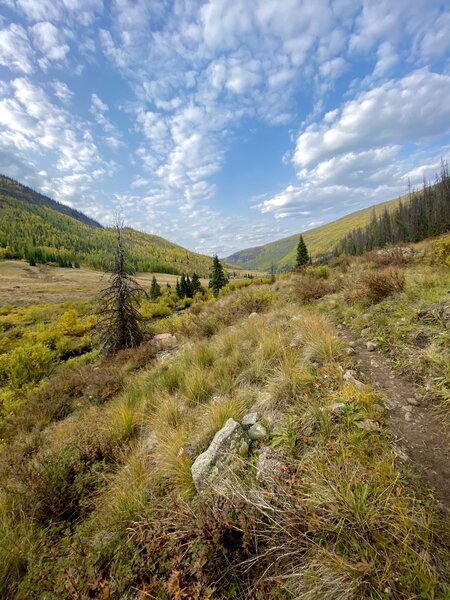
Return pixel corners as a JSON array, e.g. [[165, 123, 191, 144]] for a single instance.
[[191, 418, 249, 492], [153, 333, 177, 349]]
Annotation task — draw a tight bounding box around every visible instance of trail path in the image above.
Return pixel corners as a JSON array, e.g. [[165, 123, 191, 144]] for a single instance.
[[340, 327, 450, 513]]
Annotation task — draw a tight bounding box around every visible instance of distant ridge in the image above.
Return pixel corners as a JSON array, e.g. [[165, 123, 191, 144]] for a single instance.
[[226, 195, 403, 271], [0, 175, 102, 229]]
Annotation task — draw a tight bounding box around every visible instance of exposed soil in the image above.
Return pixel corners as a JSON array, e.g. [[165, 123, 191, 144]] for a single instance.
[[340, 327, 450, 513]]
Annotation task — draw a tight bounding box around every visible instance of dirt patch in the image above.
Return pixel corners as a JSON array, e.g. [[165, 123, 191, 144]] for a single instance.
[[340, 327, 450, 513]]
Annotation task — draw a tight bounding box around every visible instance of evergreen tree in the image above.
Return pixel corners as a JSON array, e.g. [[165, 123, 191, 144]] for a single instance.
[[270, 263, 276, 283], [185, 274, 193, 298], [208, 255, 228, 297], [97, 218, 145, 354], [296, 235, 309, 268], [176, 278, 181, 297], [191, 272, 202, 295], [179, 273, 188, 297], [149, 275, 161, 300]]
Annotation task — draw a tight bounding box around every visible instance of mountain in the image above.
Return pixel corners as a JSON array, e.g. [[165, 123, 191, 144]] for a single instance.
[[0, 175, 102, 229], [226, 196, 403, 271], [0, 175, 213, 276]]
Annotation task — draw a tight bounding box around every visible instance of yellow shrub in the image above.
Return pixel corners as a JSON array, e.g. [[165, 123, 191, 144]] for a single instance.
[[58, 309, 83, 335], [7, 342, 54, 387], [433, 236, 450, 266]]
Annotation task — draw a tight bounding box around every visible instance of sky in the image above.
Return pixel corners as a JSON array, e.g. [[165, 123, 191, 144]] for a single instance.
[[0, 1, 449, 257]]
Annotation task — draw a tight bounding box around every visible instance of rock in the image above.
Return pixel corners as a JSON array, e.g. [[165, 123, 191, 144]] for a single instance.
[[153, 333, 177, 348], [178, 444, 196, 460], [404, 411, 413, 422], [336, 324, 343, 330], [370, 359, 379, 367], [373, 403, 385, 413], [248, 423, 268, 442], [366, 341, 377, 352], [343, 369, 365, 389], [191, 419, 249, 492], [330, 402, 346, 414], [356, 419, 379, 431], [348, 341, 356, 347], [289, 334, 302, 348], [241, 412, 260, 428], [406, 397, 419, 406], [248, 312, 258, 319], [361, 327, 371, 336], [362, 313, 371, 321], [256, 448, 286, 485], [345, 347, 356, 356]]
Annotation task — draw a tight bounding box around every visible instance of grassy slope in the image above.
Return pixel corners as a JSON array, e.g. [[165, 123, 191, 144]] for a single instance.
[[227, 195, 403, 271], [0, 246, 449, 598]]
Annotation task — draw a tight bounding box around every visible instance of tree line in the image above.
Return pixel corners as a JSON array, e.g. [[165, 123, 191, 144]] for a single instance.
[[337, 160, 450, 256]]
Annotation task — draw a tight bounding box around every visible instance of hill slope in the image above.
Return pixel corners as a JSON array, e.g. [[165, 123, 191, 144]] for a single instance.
[[227, 196, 403, 271], [0, 176, 213, 276]]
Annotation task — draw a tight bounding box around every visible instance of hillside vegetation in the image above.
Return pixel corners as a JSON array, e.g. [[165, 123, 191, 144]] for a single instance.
[[0, 176, 214, 276], [0, 235, 449, 599], [227, 195, 402, 271]]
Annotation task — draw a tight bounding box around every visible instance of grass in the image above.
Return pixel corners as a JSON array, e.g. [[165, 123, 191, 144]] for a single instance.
[[0, 264, 448, 598]]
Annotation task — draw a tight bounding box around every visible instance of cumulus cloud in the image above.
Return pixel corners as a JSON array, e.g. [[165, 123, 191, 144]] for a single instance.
[[31, 21, 69, 62], [0, 23, 34, 73], [293, 70, 450, 169]]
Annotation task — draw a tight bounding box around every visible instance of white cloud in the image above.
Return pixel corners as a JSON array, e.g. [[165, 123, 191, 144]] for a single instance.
[[293, 70, 450, 169], [31, 21, 69, 61], [51, 80, 73, 103], [0, 23, 34, 73], [91, 93, 108, 112]]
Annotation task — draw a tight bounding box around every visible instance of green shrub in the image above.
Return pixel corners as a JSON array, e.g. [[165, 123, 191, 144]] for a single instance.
[[305, 265, 330, 279], [8, 343, 54, 387]]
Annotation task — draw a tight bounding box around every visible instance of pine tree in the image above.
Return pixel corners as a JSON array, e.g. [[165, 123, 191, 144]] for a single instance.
[[179, 273, 187, 297], [185, 274, 193, 298], [208, 255, 228, 297], [176, 278, 181, 297], [149, 275, 161, 300], [191, 272, 202, 295], [270, 263, 276, 283], [295, 235, 309, 268], [97, 218, 145, 354]]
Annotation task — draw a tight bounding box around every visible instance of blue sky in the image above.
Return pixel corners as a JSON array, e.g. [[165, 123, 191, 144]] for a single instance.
[[0, 0, 449, 256]]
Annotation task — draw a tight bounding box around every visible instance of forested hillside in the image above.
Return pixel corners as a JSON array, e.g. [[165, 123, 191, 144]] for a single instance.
[[0, 177, 213, 275], [337, 163, 450, 255]]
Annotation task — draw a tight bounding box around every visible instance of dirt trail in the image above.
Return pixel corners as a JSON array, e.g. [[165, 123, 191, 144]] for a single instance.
[[340, 327, 450, 513]]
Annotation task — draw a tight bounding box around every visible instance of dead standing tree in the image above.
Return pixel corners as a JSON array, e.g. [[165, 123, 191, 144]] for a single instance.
[[97, 218, 145, 354]]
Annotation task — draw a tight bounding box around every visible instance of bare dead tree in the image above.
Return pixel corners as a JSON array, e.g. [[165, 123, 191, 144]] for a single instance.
[[97, 217, 145, 354]]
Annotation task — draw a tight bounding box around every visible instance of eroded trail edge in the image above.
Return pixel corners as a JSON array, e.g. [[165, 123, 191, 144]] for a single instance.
[[340, 327, 450, 513]]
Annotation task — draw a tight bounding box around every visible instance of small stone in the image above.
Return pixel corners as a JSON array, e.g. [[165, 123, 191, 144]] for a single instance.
[[343, 369, 358, 380], [336, 324, 343, 330], [406, 397, 419, 406], [241, 412, 260, 428], [361, 327, 371, 336], [248, 423, 268, 441], [404, 411, 413, 422], [330, 402, 346, 414], [362, 313, 371, 321], [248, 312, 258, 319], [356, 419, 379, 431], [370, 359, 379, 367], [345, 347, 356, 355], [348, 341, 356, 347], [256, 448, 286, 484], [366, 341, 377, 352], [373, 403, 385, 413]]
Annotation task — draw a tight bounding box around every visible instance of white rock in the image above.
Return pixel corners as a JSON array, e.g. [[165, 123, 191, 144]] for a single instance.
[[191, 419, 248, 492], [366, 341, 377, 352], [406, 397, 419, 406], [330, 402, 346, 414], [248, 423, 268, 441], [248, 312, 258, 319], [153, 333, 177, 348], [345, 347, 356, 356], [241, 412, 260, 428], [356, 419, 379, 431]]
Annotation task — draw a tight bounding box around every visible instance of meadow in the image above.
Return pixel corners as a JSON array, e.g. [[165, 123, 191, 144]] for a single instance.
[[0, 236, 449, 598]]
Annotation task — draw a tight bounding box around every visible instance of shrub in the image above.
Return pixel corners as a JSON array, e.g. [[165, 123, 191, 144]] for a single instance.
[[294, 275, 331, 302], [8, 342, 54, 387], [365, 246, 414, 267], [355, 268, 405, 304], [433, 236, 450, 266], [305, 265, 330, 279]]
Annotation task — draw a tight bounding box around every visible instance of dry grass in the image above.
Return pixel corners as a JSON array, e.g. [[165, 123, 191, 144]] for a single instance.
[[348, 267, 406, 305], [294, 274, 331, 302], [295, 313, 343, 363]]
